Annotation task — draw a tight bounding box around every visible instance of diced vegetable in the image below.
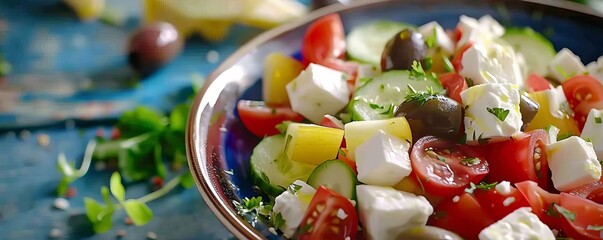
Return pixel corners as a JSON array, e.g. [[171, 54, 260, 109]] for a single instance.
[[525, 88, 580, 138], [284, 123, 344, 165], [346, 20, 414, 66], [502, 27, 556, 76], [263, 53, 304, 106], [306, 159, 358, 200], [344, 117, 412, 159]]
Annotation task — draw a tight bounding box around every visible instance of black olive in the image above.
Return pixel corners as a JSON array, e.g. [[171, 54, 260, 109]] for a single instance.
[[128, 22, 183, 77], [381, 29, 427, 71], [395, 95, 463, 141], [519, 94, 540, 130], [396, 226, 463, 240]]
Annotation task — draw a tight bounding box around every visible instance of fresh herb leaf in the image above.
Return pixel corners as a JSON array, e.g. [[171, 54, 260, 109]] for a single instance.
[[270, 212, 286, 229], [404, 85, 438, 106], [117, 106, 168, 138], [410, 60, 438, 82], [555, 66, 574, 79], [596, 117, 602, 124], [465, 78, 474, 86], [554, 204, 576, 222], [459, 133, 467, 144], [276, 121, 292, 135], [443, 56, 454, 73], [423, 57, 433, 71], [179, 172, 194, 188], [487, 107, 510, 122], [544, 125, 552, 132], [169, 103, 191, 132], [545, 203, 559, 217], [338, 149, 347, 157], [475, 182, 498, 190], [460, 157, 481, 166], [586, 137, 592, 143], [84, 197, 114, 233], [369, 103, 383, 109], [56, 140, 97, 196], [378, 104, 395, 117], [477, 134, 491, 145], [110, 172, 126, 202], [557, 132, 573, 141], [425, 28, 437, 48], [288, 183, 302, 194], [123, 200, 153, 226], [465, 182, 477, 194]]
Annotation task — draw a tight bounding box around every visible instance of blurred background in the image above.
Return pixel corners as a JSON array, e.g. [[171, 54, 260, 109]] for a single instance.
[[0, 0, 600, 239]]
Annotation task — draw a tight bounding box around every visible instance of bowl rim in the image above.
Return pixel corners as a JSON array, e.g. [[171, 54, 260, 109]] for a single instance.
[[186, 0, 603, 239]]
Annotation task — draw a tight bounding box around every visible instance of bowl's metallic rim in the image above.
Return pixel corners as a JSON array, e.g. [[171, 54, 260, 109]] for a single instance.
[[186, 0, 602, 239]]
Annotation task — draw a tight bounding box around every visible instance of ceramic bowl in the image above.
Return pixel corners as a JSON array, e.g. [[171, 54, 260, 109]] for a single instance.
[[186, 0, 603, 239]]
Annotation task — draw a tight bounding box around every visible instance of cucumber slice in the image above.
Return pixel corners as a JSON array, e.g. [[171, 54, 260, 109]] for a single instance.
[[502, 27, 556, 76], [347, 20, 415, 66], [306, 159, 358, 200], [250, 135, 314, 197], [348, 70, 444, 121]]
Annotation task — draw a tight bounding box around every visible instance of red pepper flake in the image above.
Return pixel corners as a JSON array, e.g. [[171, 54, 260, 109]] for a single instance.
[[150, 176, 164, 191], [124, 217, 133, 225], [65, 187, 77, 198]]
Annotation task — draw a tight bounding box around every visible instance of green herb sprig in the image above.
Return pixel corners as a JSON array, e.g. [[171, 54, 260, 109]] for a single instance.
[[56, 140, 97, 196]]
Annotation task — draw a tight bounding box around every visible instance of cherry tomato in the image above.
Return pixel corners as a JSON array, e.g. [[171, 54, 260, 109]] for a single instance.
[[429, 193, 494, 240], [319, 115, 344, 129], [296, 186, 358, 240], [484, 130, 550, 189], [237, 100, 304, 137], [558, 193, 603, 240], [515, 180, 563, 230], [438, 73, 468, 103], [336, 148, 357, 174], [567, 176, 603, 204], [574, 97, 603, 131], [526, 73, 554, 92], [410, 136, 489, 198], [473, 185, 530, 221], [301, 14, 357, 76], [451, 43, 473, 72], [562, 75, 603, 109]]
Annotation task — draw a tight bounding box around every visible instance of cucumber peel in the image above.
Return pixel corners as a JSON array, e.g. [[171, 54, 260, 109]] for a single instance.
[[347, 20, 415, 66], [502, 27, 556, 76]]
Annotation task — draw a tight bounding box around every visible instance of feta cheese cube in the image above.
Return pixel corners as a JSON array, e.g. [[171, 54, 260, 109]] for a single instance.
[[547, 48, 587, 82], [581, 109, 603, 160], [356, 185, 433, 240], [495, 181, 512, 195], [456, 15, 504, 48], [460, 83, 523, 142], [542, 86, 573, 119], [272, 181, 316, 237], [479, 207, 555, 240], [546, 136, 602, 191], [355, 130, 412, 186], [459, 43, 524, 88], [286, 63, 350, 123], [418, 21, 455, 55], [586, 56, 603, 84]]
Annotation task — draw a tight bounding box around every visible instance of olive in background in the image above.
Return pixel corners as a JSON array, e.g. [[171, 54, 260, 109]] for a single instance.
[[381, 29, 426, 71], [395, 95, 463, 141], [396, 226, 463, 240], [519, 94, 540, 130], [128, 22, 183, 77]]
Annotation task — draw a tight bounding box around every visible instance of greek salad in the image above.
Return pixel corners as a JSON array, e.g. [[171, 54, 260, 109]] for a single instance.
[[234, 13, 603, 240]]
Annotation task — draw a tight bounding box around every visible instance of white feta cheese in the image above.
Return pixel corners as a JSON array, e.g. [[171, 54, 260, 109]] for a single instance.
[[286, 63, 350, 123], [356, 185, 433, 240], [272, 181, 316, 237], [546, 136, 602, 191], [546, 125, 561, 144], [502, 197, 515, 207], [452, 195, 460, 203], [547, 48, 587, 82], [459, 43, 524, 88], [460, 83, 523, 142], [479, 207, 555, 240], [495, 181, 512, 195], [355, 130, 412, 186], [418, 21, 455, 55], [543, 86, 572, 119], [581, 109, 603, 160], [456, 15, 503, 48], [586, 56, 603, 84]]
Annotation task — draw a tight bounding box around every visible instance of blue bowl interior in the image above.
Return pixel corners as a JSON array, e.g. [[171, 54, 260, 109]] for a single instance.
[[208, 1, 603, 239]]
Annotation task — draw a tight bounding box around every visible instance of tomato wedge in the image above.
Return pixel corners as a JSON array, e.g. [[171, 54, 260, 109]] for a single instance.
[[438, 73, 468, 103], [296, 186, 358, 240], [526, 73, 554, 92], [410, 136, 489, 198], [429, 193, 494, 240], [558, 193, 603, 240], [452, 43, 473, 72], [515, 181, 562, 230], [473, 184, 530, 221], [567, 176, 603, 204], [562, 75, 603, 109], [237, 100, 304, 137], [484, 130, 550, 189], [301, 14, 357, 76]]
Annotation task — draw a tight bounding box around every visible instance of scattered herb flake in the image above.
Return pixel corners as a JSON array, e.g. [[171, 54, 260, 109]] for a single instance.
[[288, 183, 302, 194], [557, 132, 572, 141], [270, 212, 286, 230], [425, 28, 437, 48], [460, 157, 481, 166], [487, 107, 510, 122], [475, 182, 498, 190], [275, 121, 292, 135], [596, 117, 602, 124], [423, 57, 433, 71], [554, 204, 576, 222], [545, 203, 559, 217], [369, 103, 383, 109], [443, 56, 454, 73], [477, 134, 491, 145]]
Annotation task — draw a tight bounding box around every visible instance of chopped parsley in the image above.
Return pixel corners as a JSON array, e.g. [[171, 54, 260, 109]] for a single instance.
[[442, 55, 454, 73], [276, 121, 292, 134], [487, 107, 510, 122], [545, 203, 559, 217], [270, 212, 286, 230], [288, 183, 302, 194], [460, 157, 481, 166], [544, 125, 552, 132], [425, 28, 437, 48], [465, 78, 475, 86], [586, 137, 592, 143], [596, 116, 602, 124], [557, 132, 572, 141], [404, 85, 439, 106], [475, 181, 498, 190], [369, 103, 383, 109], [423, 57, 433, 71], [554, 204, 576, 222], [410, 60, 438, 82], [477, 133, 491, 145]]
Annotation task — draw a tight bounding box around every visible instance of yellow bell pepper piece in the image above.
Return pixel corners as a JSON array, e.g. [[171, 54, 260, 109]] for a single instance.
[[344, 117, 413, 160], [525, 91, 580, 138], [285, 123, 344, 166], [263, 53, 304, 107]]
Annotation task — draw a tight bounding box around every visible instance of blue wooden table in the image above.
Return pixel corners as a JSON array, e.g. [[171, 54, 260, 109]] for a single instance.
[[0, 0, 270, 239]]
